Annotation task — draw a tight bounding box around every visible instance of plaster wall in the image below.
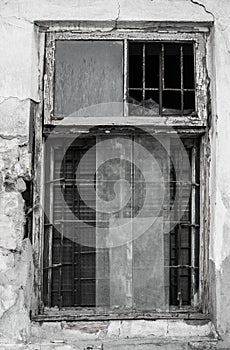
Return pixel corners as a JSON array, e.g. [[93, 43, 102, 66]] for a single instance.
[[0, 0, 229, 345]]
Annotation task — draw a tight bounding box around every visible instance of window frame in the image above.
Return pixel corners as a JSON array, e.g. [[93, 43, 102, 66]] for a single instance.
[[44, 30, 208, 127], [32, 25, 210, 320]]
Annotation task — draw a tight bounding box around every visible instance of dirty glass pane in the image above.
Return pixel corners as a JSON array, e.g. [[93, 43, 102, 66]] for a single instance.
[[54, 41, 123, 118]]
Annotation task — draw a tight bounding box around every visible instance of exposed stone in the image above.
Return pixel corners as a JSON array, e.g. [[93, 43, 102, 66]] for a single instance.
[[16, 178, 27, 193], [0, 192, 25, 250], [0, 239, 33, 343]]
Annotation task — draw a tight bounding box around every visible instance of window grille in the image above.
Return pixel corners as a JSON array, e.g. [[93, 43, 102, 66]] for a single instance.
[[43, 132, 200, 310]]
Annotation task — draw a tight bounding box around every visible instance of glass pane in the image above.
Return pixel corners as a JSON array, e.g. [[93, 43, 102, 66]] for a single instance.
[[54, 41, 123, 118]]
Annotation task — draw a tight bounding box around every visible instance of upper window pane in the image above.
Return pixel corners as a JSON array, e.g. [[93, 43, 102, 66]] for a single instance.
[[54, 41, 123, 118], [128, 42, 195, 116]]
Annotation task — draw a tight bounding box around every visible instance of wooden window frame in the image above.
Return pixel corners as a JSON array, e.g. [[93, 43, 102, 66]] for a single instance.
[[32, 23, 211, 320], [44, 29, 208, 127]]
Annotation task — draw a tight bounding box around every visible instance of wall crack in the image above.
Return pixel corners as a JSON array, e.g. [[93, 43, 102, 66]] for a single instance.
[[189, 0, 215, 21], [115, 0, 121, 27]]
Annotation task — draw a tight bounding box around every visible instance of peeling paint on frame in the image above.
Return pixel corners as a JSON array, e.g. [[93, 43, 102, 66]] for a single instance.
[[43, 28, 209, 127]]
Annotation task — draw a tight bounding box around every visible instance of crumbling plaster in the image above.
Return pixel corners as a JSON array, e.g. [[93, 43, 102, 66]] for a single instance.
[[0, 0, 230, 345]]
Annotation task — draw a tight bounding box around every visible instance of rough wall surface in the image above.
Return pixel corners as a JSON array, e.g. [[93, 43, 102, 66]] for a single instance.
[[0, 0, 230, 345]]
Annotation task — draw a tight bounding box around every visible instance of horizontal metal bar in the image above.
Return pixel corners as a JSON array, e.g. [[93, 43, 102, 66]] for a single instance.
[[128, 88, 159, 91], [163, 88, 195, 92], [44, 263, 62, 269], [51, 220, 200, 228], [128, 88, 194, 92], [180, 223, 200, 228], [167, 265, 199, 269], [74, 278, 96, 281], [45, 177, 65, 184], [53, 179, 199, 185], [25, 203, 40, 216]]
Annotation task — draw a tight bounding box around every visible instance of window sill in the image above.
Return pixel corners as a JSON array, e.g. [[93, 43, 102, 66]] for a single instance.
[[32, 309, 211, 322]]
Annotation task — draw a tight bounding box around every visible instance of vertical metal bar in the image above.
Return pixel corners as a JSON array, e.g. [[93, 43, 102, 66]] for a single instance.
[[124, 39, 129, 117], [175, 141, 182, 307], [180, 45, 184, 116], [77, 150, 81, 306], [131, 134, 135, 310], [47, 147, 54, 307], [191, 145, 197, 307], [142, 43, 146, 107], [72, 151, 75, 306], [58, 148, 65, 309], [159, 43, 164, 116], [162, 43, 165, 91]]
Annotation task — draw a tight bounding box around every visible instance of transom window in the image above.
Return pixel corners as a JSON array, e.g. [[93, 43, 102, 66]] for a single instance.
[[44, 35, 205, 123]]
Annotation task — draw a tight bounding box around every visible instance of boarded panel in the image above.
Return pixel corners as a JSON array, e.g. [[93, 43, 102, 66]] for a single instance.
[[133, 217, 165, 310]]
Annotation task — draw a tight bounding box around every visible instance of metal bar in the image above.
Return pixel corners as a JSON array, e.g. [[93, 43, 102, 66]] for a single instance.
[[181, 45, 184, 116], [47, 147, 54, 307], [61, 179, 200, 186], [162, 44, 165, 90], [175, 145, 182, 307], [168, 265, 198, 269], [124, 39, 129, 117], [58, 150, 65, 309], [159, 43, 163, 116], [45, 177, 65, 184], [191, 145, 197, 307], [72, 153, 75, 306], [142, 43, 146, 108], [77, 152, 81, 306], [131, 135, 135, 310], [65, 179, 200, 184], [129, 88, 194, 92], [128, 88, 159, 91], [44, 263, 62, 270], [54, 219, 200, 225]]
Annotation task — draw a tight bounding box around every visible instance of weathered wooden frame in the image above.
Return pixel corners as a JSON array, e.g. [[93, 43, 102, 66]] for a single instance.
[[44, 29, 209, 127], [32, 22, 211, 319]]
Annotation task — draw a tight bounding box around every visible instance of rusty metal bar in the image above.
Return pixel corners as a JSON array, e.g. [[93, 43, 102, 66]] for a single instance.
[[124, 39, 129, 117], [159, 43, 163, 116], [45, 177, 65, 184], [76, 152, 81, 306], [142, 43, 146, 108], [191, 145, 197, 307], [47, 147, 54, 307], [181, 45, 184, 116], [72, 153, 75, 306], [58, 151, 66, 309], [176, 145, 183, 308]]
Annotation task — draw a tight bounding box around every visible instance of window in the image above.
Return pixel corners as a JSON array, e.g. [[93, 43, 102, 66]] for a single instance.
[[40, 30, 208, 315]]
